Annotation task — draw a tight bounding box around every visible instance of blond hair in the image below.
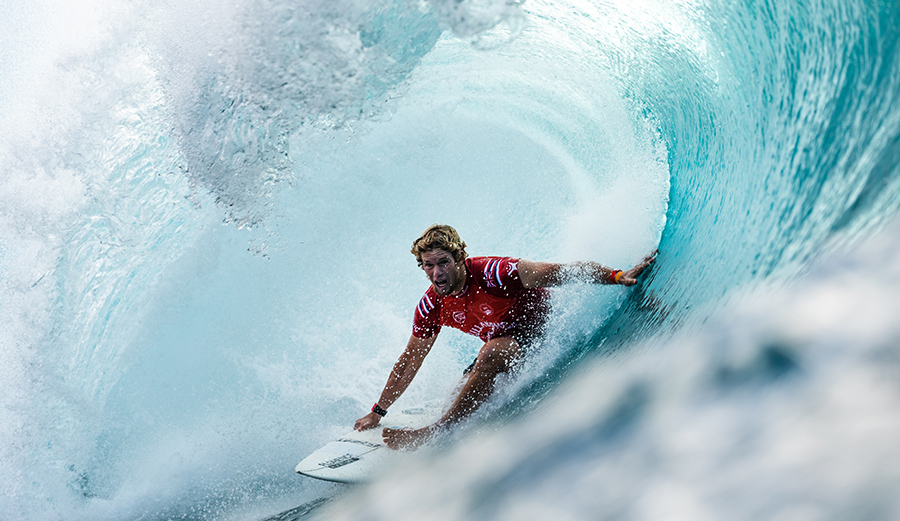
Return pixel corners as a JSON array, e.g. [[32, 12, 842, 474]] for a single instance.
[[411, 224, 468, 265]]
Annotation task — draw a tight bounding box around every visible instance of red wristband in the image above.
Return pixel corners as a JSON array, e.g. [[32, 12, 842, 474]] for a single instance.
[[610, 270, 622, 283]]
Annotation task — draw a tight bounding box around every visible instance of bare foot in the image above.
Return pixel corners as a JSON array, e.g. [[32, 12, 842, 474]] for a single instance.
[[382, 426, 434, 450]]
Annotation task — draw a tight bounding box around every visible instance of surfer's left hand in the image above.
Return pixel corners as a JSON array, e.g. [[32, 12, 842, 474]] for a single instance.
[[618, 250, 657, 286]]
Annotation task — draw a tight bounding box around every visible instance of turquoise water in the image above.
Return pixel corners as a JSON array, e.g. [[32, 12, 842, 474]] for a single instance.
[[2, 0, 899, 519]]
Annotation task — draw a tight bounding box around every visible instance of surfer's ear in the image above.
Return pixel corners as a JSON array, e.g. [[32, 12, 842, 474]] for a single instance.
[[453, 242, 468, 262]]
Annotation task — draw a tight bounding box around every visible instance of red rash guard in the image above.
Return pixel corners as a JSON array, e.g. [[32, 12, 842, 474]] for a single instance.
[[412, 257, 550, 344]]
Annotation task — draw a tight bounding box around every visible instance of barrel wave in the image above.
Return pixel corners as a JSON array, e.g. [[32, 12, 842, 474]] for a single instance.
[[2, 0, 899, 520]]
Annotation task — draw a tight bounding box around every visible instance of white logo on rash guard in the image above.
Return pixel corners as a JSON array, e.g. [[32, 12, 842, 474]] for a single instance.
[[453, 311, 466, 323], [479, 304, 494, 316], [470, 322, 509, 339]]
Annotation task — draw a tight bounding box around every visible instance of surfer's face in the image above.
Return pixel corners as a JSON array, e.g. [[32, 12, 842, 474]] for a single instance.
[[420, 249, 466, 296]]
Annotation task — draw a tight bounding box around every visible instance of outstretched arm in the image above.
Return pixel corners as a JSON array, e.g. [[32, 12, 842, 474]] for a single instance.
[[354, 335, 437, 431], [518, 250, 657, 289]]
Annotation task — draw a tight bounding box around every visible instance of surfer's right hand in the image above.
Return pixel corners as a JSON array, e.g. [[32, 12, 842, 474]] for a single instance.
[[354, 412, 381, 431]]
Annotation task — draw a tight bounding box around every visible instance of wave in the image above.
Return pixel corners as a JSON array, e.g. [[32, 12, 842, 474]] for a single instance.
[[1, 0, 899, 519]]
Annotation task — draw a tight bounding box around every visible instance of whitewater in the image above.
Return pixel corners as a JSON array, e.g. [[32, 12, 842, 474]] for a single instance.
[[2, 0, 899, 519]]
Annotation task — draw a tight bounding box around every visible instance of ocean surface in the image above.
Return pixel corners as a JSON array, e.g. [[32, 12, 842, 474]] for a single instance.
[[2, 0, 900, 519]]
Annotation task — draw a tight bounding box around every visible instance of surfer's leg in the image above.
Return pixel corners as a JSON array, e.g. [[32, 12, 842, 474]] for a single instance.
[[383, 337, 521, 450], [442, 336, 522, 424]]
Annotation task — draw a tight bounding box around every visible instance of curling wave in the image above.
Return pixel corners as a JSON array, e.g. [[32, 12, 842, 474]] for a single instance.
[[1, 0, 899, 520]]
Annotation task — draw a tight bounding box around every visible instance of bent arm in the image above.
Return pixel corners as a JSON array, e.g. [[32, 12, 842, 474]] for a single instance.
[[518, 251, 657, 289], [354, 335, 437, 431]]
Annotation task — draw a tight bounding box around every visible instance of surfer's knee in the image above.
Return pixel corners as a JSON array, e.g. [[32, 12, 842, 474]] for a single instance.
[[474, 337, 521, 375]]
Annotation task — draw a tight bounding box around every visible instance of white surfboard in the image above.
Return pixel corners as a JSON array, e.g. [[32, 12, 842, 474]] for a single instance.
[[296, 406, 440, 483]]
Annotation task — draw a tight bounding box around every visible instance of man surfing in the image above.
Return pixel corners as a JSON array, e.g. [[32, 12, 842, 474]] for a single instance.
[[354, 224, 656, 450]]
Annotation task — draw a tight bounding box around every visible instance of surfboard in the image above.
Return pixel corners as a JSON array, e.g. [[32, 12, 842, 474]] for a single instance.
[[295, 406, 440, 483]]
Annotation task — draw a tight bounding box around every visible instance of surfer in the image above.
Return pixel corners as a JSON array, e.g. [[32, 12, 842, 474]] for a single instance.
[[354, 224, 656, 449]]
